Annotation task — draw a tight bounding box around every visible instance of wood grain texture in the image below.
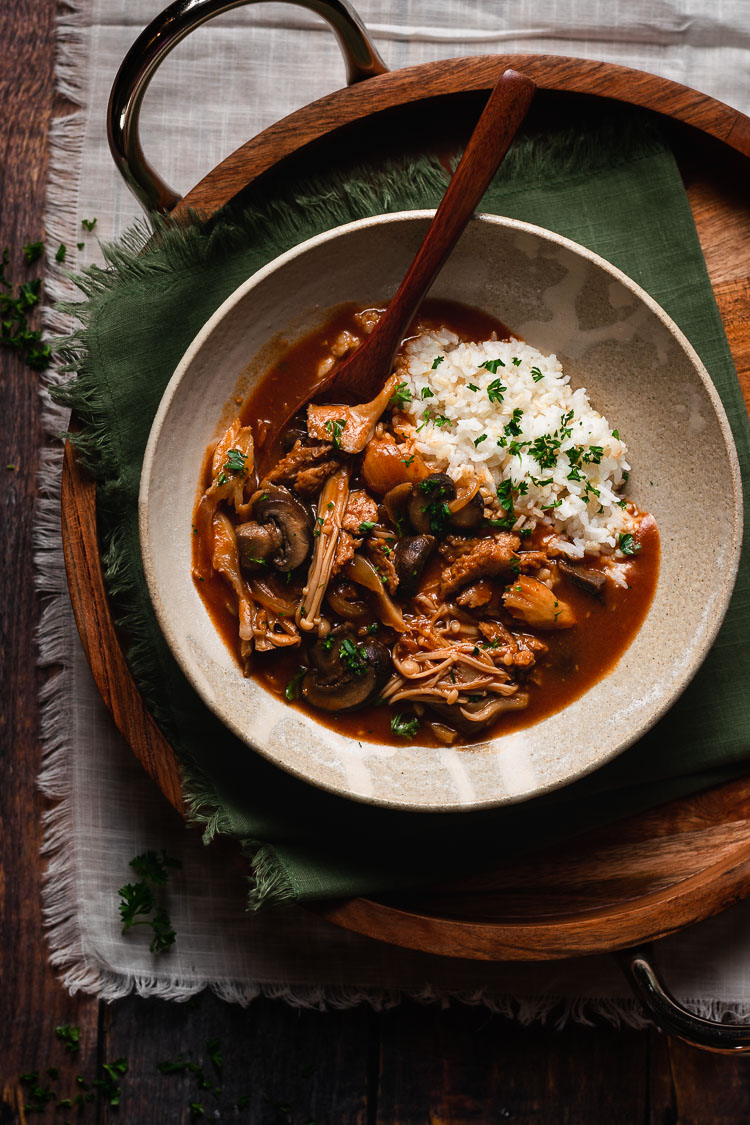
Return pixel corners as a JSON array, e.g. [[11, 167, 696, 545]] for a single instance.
[[5, 4, 750, 1115], [0, 0, 101, 1115], [175, 55, 750, 219], [62, 63, 750, 964]]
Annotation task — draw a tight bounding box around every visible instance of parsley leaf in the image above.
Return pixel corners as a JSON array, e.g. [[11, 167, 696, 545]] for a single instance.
[[391, 713, 420, 739], [81, 217, 97, 231], [530, 366, 544, 382], [431, 355, 444, 369], [222, 447, 247, 476], [618, 532, 641, 555], [389, 381, 412, 407], [119, 850, 181, 952], [486, 378, 506, 405], [479, 358, 505, 373], [55, 1024, 81, 1054], [285, 668, 305, 701], [22, 241, 44, 263], [325, 418, 346, 448], [421, 386, 434, 399], [473, 434, 487, 447], [339, 637, 368, 676]]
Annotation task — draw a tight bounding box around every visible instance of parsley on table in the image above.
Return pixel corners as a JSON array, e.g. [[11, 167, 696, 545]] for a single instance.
[[22, 240, 44, 263], [0, 245, 51, 370], [119, 850, 181, 952], [81, 217, 97, 231], [618, 532, 641, 555], [391, 713, 420, 739], [55, 1024, 81, 1053], [55, 243, 67, 262]]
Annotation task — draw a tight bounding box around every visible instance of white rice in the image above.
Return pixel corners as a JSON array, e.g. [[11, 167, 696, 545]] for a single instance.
[[397, 329, 635, 558]]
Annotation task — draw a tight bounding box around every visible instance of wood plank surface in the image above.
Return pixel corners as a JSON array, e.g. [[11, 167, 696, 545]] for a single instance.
[[4, 2, 750, 1121]]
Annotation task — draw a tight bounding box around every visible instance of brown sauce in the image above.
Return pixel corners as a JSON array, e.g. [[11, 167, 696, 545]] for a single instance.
[[193, 301, 660, 748]]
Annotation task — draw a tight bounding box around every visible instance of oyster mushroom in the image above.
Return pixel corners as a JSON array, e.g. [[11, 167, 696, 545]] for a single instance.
[[240, 485, 312, 573], [301, 626, 391, 712], [393, 535, 435, 597]]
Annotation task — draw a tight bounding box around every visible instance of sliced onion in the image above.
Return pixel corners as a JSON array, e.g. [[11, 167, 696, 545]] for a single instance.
[[344, 553, 406, 632]]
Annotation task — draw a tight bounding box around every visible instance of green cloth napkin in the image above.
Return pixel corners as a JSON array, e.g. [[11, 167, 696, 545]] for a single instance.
[[56, 107, 750, 908]]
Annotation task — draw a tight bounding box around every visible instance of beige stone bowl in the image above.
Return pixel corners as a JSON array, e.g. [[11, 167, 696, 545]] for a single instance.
[[140, 213, 742, 812]]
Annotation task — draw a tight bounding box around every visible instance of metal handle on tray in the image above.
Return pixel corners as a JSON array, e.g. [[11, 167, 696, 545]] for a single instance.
[[619, 944, 750, 1052], [107, 0, 388, 214]]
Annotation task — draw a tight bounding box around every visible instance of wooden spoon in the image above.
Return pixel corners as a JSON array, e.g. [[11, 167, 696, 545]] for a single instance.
[[259, 68, 535, 462]]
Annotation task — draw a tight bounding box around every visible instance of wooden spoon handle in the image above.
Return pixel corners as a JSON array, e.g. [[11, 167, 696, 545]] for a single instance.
[[326, 68, 536, 402]]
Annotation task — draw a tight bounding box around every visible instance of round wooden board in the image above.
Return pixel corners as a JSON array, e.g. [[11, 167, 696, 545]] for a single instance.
[[62, 56, 750, 960]]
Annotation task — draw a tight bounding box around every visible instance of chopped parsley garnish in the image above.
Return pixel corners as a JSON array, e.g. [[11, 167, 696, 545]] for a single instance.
[[339, 637, 368, 675], [584, 445, 604, 464], [489, 478, 517, 530], [467, 383, 479, 392], [473, 434, 487, 447], [81, 217, 97, 231], [530, 366, 544, 382], [223, 447, 247, 475], [503, 408, 524, 437], [431, 355, 444, 369], [55, 243, 66, 262], [618, 532, 641, 555], [486, 378, 507, 405], [423, 500, 452, 535], [512, 357, 521, 366], [433, 414, 453, 428], [416, 409, 432, 433], [389, 381, 412, 407], [612, 429, 620, 439], [567, 466, 583, 482], [507, 438, 529, 458], [479, 358, 505, 374], [285, 668, 306, 699], [530, 475, 553, 487], [118, 850, 182, 953], [402, 454, 415, 466], [366, 622, 379, 634], [529, 434, 561, 470], [358, 520, 375, 534], [541, 499, 563, 510], [391, 713, 420, 739], [421, 386, 435, 399], [325, 418, 346, 448]]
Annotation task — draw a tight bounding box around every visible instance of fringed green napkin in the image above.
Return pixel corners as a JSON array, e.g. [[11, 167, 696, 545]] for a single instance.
[[56, 108, 750, 908]]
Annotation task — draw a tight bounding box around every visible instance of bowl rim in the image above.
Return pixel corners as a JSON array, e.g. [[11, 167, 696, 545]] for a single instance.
[[139, 210, 743, 811]]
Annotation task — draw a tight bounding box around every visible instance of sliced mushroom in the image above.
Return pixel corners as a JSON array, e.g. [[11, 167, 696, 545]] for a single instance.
[[301, 625, 391, 712], [407, 473, 484, 537], [326, 579, 370, 620], [252, 485, 312, 572], [235, 521, 283, 573], [558, 559, 607, 599], [393, 535, 435, 598], [383, 482, 413, 528], [408, 473, 455, 535], [428, 691, 529, 735], [447, 490, 484, 532]]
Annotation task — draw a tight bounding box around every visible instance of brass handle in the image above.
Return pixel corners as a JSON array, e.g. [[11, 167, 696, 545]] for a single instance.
[[107, 0, 388, 214], [619, 943, 750, 1053]]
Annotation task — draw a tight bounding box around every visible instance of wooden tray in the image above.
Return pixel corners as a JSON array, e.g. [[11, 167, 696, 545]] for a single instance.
[[62, 54, 750, 963]]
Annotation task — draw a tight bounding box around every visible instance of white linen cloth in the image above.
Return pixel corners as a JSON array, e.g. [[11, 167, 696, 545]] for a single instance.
[[38, 0, 750, 1017]]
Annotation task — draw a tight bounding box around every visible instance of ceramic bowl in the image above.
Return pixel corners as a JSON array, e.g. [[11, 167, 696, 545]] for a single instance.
[[140, 213, 742, 811]]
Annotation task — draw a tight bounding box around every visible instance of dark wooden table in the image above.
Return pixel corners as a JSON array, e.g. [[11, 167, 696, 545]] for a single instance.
[[3, 3, 750, 1121]]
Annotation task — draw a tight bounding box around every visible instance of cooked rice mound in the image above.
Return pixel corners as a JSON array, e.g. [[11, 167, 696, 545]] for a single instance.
[[397, 329, 635, 557]]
